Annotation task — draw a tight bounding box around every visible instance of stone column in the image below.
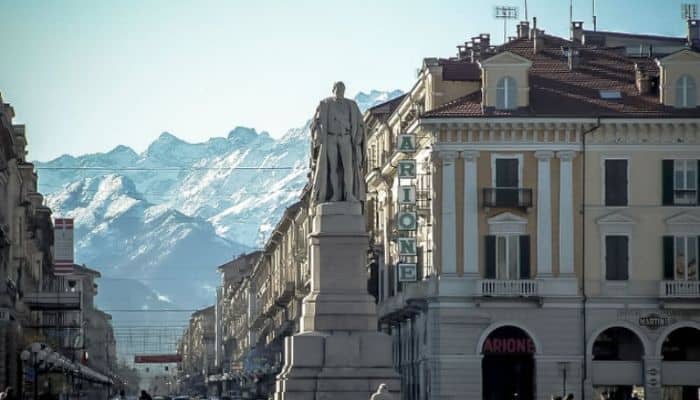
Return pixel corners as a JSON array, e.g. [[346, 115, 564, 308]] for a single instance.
[[557, 151, 576, 276], [461, 151, 480, 277], [535, 151, 554, 277], [274, 202, 400, 400], [440, 151, 458, 275]]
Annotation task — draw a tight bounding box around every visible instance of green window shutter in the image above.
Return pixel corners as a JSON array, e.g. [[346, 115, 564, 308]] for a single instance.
[[663, 236, 674, 280], [485, 235, 496, 279], [662, 160, 674, 206], [519, 235, 531, 279]]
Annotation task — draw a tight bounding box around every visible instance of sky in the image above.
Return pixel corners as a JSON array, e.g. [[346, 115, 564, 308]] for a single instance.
[[0, 0, 692, 161]]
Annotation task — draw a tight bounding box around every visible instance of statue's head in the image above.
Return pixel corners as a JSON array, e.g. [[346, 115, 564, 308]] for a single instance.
[[332, 81, 346, 99]]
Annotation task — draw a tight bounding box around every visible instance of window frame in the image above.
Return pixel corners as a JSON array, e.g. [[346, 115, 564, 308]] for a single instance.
[[496, 76, 518, 110], [495, 234, 521, 280], [675, 74, 697, 108], [602, 157, 630, 207], [673, 159, 698, 205], [674, 235, 699, 281]]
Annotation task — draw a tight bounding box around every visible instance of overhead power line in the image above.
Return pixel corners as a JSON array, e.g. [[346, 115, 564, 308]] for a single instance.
[[35, 166, 303, 171]]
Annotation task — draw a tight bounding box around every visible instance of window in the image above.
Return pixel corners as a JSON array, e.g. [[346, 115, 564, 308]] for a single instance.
[[605, 159, 628, 206], [485, 235, 530, 279], [605, 235, 629, 280], [675, 74, 697, 108], [663, 236, 698, 281], [496, 76, 517, 110], [663, 160, 698, 206]]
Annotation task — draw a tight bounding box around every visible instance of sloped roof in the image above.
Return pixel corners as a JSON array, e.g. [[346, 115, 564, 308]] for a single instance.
[[425, 33, 700, 118]]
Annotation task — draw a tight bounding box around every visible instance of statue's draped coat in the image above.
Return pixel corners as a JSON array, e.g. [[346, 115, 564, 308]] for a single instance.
[[310, 97, 366, 205]]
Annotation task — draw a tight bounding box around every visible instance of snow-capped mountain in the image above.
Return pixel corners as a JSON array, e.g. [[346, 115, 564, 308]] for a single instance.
[[37, 90, 402, 312]]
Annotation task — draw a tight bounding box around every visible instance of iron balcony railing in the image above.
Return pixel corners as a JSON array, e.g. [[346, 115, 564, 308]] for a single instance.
[[482, 187, 533, 208], [478, 279, 538, 297], [660, 280, 700, 298]]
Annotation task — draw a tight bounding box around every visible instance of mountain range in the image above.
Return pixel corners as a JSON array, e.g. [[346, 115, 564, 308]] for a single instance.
[[35, 89, 403, 352]]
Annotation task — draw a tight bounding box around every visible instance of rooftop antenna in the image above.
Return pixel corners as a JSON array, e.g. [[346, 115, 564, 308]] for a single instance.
[[592, 0, 597, 31], [494, 6, 519, 43], [682, 3, 698, 20]]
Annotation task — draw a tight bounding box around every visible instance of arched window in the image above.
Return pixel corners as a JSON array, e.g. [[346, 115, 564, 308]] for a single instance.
[[496, 76, 518, 110], [675, 74, 697, 108]]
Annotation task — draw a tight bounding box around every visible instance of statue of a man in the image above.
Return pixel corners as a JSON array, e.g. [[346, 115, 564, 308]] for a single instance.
[[310, 81, 366, 205]]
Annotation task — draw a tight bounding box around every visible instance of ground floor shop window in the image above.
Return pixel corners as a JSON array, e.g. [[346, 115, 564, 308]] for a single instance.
[[482, 326, 535, 400], [662, 386, 700, 400], [595, 385, 645, 400]]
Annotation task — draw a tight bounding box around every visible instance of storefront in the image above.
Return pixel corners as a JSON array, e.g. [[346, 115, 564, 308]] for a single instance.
[[659, 326, 700, 400], [590, 326, 646, 400], [482, 326, 536, 400]]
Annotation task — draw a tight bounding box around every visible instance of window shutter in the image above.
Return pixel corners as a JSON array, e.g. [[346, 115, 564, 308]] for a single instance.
[[606, 236, 629, 280], [619, 236, 629, 280], [485, 235, 496, 279], [697, 160, 700, 205], [605, 160, 628, 206], [663, 236, 674, 280], [662, 160, 674, 206], [519, 235, 531, 279], [605, 236, 616, 280]]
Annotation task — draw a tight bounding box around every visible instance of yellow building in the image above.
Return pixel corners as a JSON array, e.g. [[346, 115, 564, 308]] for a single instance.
[[364, 20, 700, 400]]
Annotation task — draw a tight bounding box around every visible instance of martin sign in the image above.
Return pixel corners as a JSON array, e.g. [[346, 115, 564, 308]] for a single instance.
[[396, 132, 418, 282]]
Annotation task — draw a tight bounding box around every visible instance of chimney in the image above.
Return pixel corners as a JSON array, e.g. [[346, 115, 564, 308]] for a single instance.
[[517, 21, 530, 39], [688, 19, 700, 48], [480, 34, 491, 51], [532, 17, 544, 54], [634, 63, 651, 94], [567, 48, 580, 70], [571, 21, 584, 43]]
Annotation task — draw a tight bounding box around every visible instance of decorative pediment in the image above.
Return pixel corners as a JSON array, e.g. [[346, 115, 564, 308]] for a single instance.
[[666, 212, 700, 225], [666, 212, 700, 235], [488, 212, 528, 234], [596, 212, 636, 225], [479, 51, 533, 67]]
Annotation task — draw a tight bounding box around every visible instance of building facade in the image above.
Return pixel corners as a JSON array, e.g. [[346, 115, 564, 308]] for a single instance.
[[363, 20, 700, 400], [205, 20, 700, 400]]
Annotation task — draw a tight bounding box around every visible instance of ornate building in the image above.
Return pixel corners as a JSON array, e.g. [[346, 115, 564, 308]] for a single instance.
[[363, 19, 700, 400]]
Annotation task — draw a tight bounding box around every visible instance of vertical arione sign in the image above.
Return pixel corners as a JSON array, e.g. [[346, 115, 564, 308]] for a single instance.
[[53, 218, 74, 275], [396, 133, 418, 283]]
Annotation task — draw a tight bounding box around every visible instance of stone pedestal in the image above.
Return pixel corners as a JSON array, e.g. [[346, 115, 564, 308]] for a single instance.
[[274, 202, 400, 400]]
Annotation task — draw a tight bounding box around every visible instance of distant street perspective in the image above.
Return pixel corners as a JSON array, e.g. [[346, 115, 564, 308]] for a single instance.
[[1, 1, 700, 399]]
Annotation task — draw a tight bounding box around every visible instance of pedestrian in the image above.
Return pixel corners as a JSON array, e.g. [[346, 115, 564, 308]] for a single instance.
[[565, 393, 574, 400], [139, 390, 152, 400], [0, 387, 14, 400], [114, 389, 126, 400]]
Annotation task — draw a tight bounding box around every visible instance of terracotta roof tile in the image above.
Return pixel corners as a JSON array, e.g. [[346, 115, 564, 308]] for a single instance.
[[425, 34, 700, 118]]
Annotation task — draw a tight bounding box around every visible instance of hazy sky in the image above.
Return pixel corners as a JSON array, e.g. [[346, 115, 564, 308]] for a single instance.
[[0, 0, 691, 161]]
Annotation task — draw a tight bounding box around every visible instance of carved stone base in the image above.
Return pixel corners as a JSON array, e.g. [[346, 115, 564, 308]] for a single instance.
[[273, 202, 400, 399]]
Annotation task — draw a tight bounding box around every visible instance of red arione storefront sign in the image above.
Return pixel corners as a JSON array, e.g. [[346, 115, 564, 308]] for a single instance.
[[483, 337, 535, 354]]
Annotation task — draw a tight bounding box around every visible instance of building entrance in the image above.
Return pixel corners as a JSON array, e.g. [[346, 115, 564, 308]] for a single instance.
[[482, 326, 536, 400]]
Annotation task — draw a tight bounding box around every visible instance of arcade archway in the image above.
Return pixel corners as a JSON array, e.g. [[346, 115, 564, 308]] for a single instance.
[[591, 327, 645, 400], [660, 326, 700, 400], [481, 326, 536, 400]]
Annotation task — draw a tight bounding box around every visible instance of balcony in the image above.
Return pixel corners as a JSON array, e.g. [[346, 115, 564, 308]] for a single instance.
[[23, 291, 81, 310], [274, 281, 295, 306], [660, 280, 700, 298], [477, 279, 538, 297], [483, 188, 533, 208]]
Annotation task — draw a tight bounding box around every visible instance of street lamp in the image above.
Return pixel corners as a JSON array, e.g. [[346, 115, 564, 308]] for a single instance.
[[20, 343, 51, 400]]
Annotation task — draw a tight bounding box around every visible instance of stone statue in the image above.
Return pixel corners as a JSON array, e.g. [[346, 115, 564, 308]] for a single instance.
[[310, 81, 366, 205]]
